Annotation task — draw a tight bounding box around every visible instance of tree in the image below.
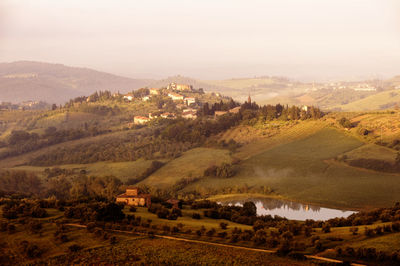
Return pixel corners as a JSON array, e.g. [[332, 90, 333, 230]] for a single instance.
[[339, 117, 353, 129], [220, 222, 228, 230], [95, 203, 125, 222], [350, 227, 359, 235], [322, 223, 331, 233], [241, 202, 257, 217]]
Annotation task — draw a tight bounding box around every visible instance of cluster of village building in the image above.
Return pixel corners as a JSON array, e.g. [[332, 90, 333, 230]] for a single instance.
[[127, 83, 201, 125], [306, 82, 382, 92]]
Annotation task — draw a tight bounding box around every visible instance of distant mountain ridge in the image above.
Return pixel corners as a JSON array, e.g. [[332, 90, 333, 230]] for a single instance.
[[0, 61, 153, 104]]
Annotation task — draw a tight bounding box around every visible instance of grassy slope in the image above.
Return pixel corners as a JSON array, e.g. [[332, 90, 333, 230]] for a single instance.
[[350, 111, 400, 142], [346, 232, 400, 253], [140, 148, 232, 188], [343, 143, 397, 163], [130, 206, 251, 231], [232, 120, 329, 160], [334, 90, 400, 111], [186, 128, 400, 209], [8, 159, 155, 182]]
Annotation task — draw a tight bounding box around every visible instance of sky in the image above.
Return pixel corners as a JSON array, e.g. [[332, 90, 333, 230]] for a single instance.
[[1, 0, 400, 81]]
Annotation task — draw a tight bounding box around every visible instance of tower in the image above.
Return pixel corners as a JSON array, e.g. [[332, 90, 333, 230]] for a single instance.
[[248, 93, 251, 104]]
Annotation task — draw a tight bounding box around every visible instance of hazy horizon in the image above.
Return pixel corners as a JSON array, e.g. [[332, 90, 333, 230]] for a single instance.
[[1, 0, 400, 81]]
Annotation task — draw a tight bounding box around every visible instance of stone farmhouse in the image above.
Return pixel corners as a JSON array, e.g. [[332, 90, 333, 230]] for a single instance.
[[116, 187, 151, 207]]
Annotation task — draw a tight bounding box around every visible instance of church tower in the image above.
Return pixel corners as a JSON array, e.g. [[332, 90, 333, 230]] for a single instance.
[[248, 93, 251, 104]]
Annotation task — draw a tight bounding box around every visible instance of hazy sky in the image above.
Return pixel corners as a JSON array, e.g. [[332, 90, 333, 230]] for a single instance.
[[1, 0, 400, 80]]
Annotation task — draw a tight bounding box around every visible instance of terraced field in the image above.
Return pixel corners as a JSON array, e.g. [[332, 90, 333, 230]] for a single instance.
[[232, 120, 329, 160]]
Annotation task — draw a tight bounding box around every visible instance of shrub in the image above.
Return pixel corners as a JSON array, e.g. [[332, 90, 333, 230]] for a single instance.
[[171, 208, 182, 217], [192, 213, 201, 219], [110, 236, 117, 245], [364, 227, 375, 237], [252, 229, 267, 245], [0, 221, 7, 232], [375, 226, 383, 235], [206, 228, 216, 237], [219, 222, 228, 230], [218, 231, 228, 238], [68, 244, 82, 253], [28, 220, 43, 234], [339, 117, 353, 128], [162, 225, 170, 233], [304, 226, 312, 237], [20, 241, 43, 258], [86, 222, 96, 233], [167, 213, 178, 220], [349, 227, 358, 235], [322, 223, 331, 233], [277, 240, 292, 255], [157, 208, 170, 219], [7, 224, 16, 234]]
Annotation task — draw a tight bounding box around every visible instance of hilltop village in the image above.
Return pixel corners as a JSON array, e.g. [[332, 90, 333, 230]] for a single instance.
[[65, 82, 246, 127]]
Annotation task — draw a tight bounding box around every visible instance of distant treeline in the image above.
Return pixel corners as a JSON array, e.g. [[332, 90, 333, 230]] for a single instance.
[[29, 126, 195, 166], [0, 126, 108, 160], [199, 100, 323, 121]]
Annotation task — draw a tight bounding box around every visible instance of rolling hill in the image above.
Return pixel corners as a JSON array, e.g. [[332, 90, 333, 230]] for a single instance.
[[183, 128, 400, 209], [332, 90, 400, 111], [0, 61, 153, 104]]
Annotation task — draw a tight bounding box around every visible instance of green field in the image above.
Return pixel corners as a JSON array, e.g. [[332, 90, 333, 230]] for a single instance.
[[130, 206, 252, 231], [343, 143, 397, 163], [346, 232, 400, 253], [184, 128, 400, 209], [140, 148, 233, 188]]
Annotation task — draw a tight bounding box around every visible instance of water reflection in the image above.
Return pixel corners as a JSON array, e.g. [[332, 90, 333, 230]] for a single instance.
[[218, 197, 356, 221]]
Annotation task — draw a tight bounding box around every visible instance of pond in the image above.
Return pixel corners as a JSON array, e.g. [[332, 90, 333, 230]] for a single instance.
[[218, 197, 356, 221]]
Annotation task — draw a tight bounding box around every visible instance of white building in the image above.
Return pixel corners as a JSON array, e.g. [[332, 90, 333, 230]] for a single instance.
[[123, 94, 134, 101], [149, 88, 160, 95], [353, 84, 376, 92], [185, 97, 196, 106], [133, 116, 150, 125], [168, 92, 184, 101], [182, 110, 197, 119]]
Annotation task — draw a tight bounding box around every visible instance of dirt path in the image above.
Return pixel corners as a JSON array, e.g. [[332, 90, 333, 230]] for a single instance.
[[65, 223, 365, 265]]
